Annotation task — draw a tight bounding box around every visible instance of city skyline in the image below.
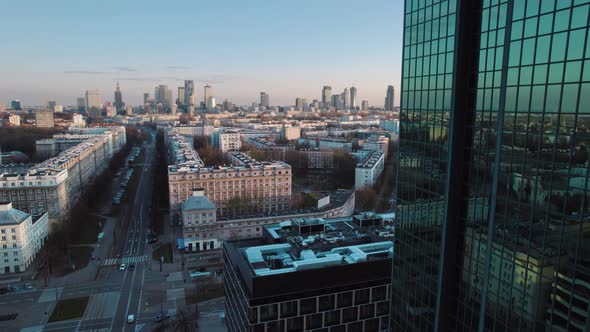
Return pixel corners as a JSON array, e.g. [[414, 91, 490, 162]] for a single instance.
[[0, 0, 403, 107]]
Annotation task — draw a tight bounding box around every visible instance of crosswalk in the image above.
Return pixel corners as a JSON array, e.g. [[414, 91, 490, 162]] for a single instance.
[[101, 255, 147, 266]]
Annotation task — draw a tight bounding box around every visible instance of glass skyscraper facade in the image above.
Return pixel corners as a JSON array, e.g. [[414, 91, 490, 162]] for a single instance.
[[395, 0, 590, 331]]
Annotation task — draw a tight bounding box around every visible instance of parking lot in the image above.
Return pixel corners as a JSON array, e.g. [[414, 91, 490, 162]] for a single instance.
[[111, 146, 141, 206]]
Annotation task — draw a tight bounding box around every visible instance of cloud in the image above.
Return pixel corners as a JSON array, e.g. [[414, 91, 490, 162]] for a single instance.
[[64, 70, 107, 74], [166, 65, 189, 70], [113, 66, 137, 72]]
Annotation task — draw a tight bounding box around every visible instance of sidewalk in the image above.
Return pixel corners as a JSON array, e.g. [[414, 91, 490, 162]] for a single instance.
[[45, 213, 117, 289]]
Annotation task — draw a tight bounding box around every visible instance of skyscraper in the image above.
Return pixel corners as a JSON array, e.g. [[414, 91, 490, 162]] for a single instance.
[[361, 100, 369, 112], [10, 100, 21, 110], [322, 85, 332, 108], [178, 87, 185, 107], [143, 93, 150, 105], [47, 100, 56, 112], [350, 86, 357, 110], [331, 94, 340, 109], [85, 89, 101, 116], [260, 92, 269, 107], [384, 85, 394, 111], [295, 97, 304, 109], [206, 96, 216, 111], [76, 97, 85, 111], [155, 85, 173, 111], [114, 81, 124, 111], [184, 80, 194, 108], [204, 84, 212, 107], [394, 1, 590, 331], [343, 88, 351, 110]]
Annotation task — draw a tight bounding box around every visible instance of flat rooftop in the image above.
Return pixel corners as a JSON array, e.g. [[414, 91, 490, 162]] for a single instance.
[[224, 212, 394, 300]]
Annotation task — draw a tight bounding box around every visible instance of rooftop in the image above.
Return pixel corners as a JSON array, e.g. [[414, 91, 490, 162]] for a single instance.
[[182, 192, 216, 211], [239, 212, 394, 277], [0, 202, 30, 225], [224, 211, 394, 300]]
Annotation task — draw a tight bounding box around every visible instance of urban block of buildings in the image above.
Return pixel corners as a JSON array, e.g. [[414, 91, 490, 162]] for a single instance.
[[224, 212, 394, 331], [0, 126, 126, 221], [0, 202, 48, 274], [210, 130, 242, 152], [166, 129, 291, 217], [354, 149, 385, 190]]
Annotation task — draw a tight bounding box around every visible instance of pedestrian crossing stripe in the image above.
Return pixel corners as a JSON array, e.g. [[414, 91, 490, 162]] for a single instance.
[[101, 255, 147, 266]]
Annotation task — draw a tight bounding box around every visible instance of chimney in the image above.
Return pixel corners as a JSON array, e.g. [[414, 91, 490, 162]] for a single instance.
[[0, 202, 12, 212], [192, 188, 205, 197]]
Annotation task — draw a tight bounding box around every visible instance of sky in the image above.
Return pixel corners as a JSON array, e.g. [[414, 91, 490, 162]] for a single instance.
[[0, 0, 404, 108]]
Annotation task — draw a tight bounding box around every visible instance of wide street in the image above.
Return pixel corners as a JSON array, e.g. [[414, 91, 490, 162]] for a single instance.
[[0, 129, 223, 332]]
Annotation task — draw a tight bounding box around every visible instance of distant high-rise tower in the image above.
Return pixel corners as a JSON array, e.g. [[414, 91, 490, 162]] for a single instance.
[[361, 100, 369, 112], [343, 88, 350, 110], [206, 96, 216, 111], [350, 86, 357, 110], [47, 100, 56, 112], [10, 100, 21, 110], [322, 86, 332, 108], [384, 85, 394, 111], [76, 97, 85, 111], [143, 93, 150, 105], [155, 85, 173, 111], [184, 80, 195, 108], [331, 95, 340, 109], [85, 89, 101, 116], [114, 81, 124, 111], [178, 87, 185, 107], [204, 84, 212, 107], [260, 92, 269, 107], [295, 98, 303, 109]]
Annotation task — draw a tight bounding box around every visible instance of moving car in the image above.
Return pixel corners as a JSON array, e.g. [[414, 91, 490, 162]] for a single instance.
[[127, 314, 135, 323], [128, 264, 135, 271], [119, 263, 126, 271]]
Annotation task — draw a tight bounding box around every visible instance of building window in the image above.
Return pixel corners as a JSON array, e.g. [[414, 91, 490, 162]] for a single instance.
[[371, 286, 387, 302], [299, 297, 316, 315], [280, 301, 298, 318], [286, 317, 303, 332], [336, 291, 353, 308], [306, 313, 323, 330], [324, 310, 340, 326], [259, 304, 277, 322], [342, 306, 358, 323], [359, 303, 375, 320], [355, 288, 370, 305]]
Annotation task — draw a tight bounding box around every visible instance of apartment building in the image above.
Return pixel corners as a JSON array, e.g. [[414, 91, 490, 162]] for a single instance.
[[280, 125, 301, 141], [0, 202, 48, 274], [362, 135, 389, 159], [8, 115, 20, 126], [546, 259, 590, 331], [354, 149, 384, 190], [297, 137, 354, 151], [34, 109, 54, 128], [181, 189, 217, 252], [167, 134, 291, 217], [224, 212, 394, 332], [167, 124, 214, 137], [246, 137, 294, 152], [211, 130, 241, 152], [0, 127, 126, 221], [301, 149, 334, 169]]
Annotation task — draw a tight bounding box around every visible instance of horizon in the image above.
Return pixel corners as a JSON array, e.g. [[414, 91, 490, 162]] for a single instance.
[[0, 0, 404, 108]]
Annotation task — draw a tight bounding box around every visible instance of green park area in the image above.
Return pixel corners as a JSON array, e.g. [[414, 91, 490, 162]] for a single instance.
[[48, 296, 89, 322]]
